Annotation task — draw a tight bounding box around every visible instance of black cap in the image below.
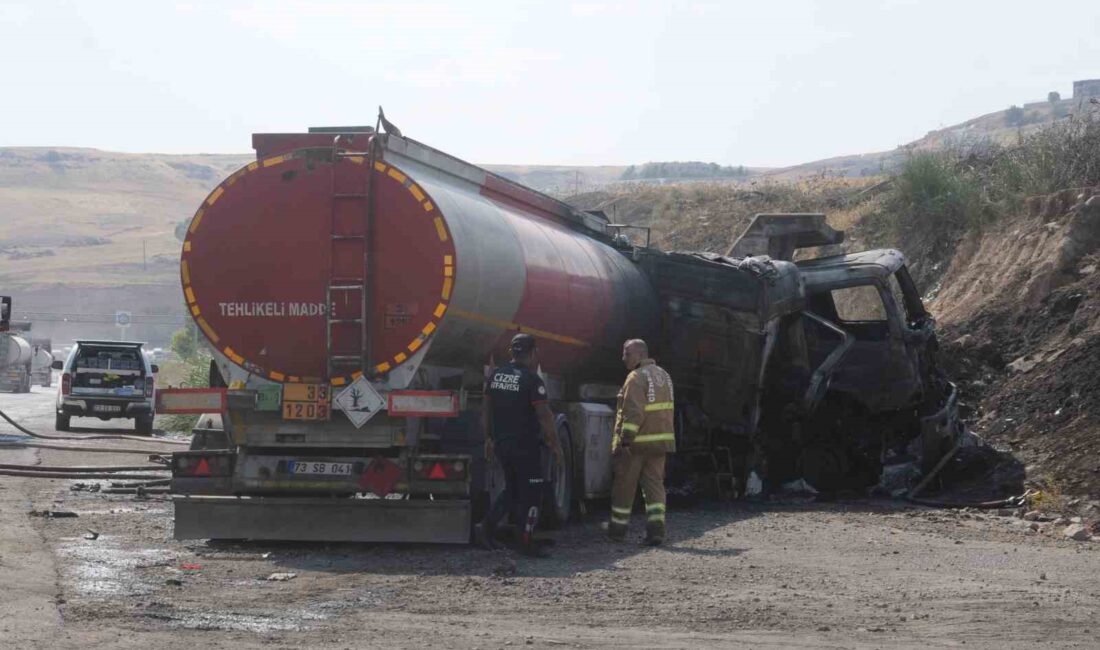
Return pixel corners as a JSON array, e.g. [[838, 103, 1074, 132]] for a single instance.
[[510, 333, 536, 355]]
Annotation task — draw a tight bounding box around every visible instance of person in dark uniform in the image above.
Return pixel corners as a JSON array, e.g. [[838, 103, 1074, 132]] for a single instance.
[[476, 333, 562, 557]]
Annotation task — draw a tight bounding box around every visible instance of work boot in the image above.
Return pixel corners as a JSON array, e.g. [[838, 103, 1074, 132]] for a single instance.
[[474, 523, 501, 551], [642, 521, 665, 547], [601, 521, 627, 542]]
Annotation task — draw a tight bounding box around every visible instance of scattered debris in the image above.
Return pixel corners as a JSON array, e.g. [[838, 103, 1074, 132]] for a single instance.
[[83, 530, 99, 540], [165, 578, 183, 587], [28, 509, 77, 518], [265, 572, 298, 582], [179, 563, 202, 571], [1063, 524, 1092, 541]]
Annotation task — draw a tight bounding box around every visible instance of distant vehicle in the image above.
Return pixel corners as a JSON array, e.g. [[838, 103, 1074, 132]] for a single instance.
[[30, 338, 52, 387], [54, 340, 159, 434], [0, 297, 33, 393]]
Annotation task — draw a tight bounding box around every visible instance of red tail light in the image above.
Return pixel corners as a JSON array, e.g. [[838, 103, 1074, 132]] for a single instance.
[[412, 458, 467, 480], [174, 453, 233, 477], [145, 375, 154, 398], [61, 373, 71, 396]]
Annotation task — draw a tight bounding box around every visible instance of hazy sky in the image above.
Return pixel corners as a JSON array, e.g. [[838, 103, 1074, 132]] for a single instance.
[[3, 1, 1099, 167]]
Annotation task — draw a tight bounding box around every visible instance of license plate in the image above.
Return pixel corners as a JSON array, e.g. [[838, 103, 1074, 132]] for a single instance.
[[94, 404, 122, 413], [287, 461, 352, 476]]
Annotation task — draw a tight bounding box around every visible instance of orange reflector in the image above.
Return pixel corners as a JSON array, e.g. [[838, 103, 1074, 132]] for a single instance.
[[428, 462, 447, 480], [194, 458, 211, 476]]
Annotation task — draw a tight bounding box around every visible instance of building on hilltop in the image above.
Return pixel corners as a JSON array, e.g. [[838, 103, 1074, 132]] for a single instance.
[[1072, 79, 1100, 99]]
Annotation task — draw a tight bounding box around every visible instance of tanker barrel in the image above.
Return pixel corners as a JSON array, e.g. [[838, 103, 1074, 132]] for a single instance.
[[1, 333, 33, 366]]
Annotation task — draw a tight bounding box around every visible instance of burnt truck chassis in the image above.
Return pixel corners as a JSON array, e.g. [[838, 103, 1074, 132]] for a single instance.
[[643, 214, 963, 497]]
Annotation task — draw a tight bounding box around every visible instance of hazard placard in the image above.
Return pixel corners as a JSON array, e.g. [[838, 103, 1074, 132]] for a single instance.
[[334, 376, 385, 428]]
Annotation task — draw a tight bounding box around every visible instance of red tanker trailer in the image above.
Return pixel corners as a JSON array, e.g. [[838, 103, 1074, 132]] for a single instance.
[[167, 126, 961, 543]]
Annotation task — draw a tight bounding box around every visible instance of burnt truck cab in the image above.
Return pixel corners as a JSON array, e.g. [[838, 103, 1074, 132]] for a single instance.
[[795, 249, 960, 491], [715, 214, 962, 494]]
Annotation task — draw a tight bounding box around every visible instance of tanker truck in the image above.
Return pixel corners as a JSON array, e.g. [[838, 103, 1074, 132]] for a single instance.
[[165, 126, 960, 543], [0, 297, 35, 394]]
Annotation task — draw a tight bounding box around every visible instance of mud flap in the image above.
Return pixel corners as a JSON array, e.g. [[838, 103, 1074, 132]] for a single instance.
[[173, 495, 471, 544]]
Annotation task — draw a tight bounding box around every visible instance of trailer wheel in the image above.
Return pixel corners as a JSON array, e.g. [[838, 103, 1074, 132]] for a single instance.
[[55, 413, 70, 432], [542, 423, 574, 529]]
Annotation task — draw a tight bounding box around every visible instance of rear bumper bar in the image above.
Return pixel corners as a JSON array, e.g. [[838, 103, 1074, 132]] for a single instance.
[[172, 495, 471, 544]]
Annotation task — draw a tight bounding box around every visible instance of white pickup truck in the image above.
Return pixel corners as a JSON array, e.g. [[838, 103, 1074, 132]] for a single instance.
[[54, 340, 159, 434]]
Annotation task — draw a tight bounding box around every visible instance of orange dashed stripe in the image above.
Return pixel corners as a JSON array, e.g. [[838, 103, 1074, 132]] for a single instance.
[[184, 287, 196, 304], [247, 162, 259, 172], [444, 265, 454, 277], [408, 338, 423, 353], [434, 303, 447, 318], [205, 185, 224, 205], [394, 352, 408, 364], [224, 347, 244, 365], [262, 155, 288, 168], [183, 240, 192, 252], [387, 168, 407, 184], [444, 255, 453, 265], [269, 371, 286, 381], [196, 316, 219, 344], [433, 217, 448, 241], [331, 377, 346, 386], [442, 277, 453, 300], [409, 184, 425, 201], [189, 209, 205, 234], [181, 260, 191, 284], [374, 161, 386, 172], [424, 201, 434, 212], [375, 362, 392, 373], [190, 305, 201, 316]]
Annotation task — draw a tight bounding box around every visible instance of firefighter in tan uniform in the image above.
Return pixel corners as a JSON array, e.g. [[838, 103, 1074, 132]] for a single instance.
[[607, 339, 676, 545]]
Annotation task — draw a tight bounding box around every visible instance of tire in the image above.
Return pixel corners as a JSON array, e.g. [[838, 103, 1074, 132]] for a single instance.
[[135, 414, 154, 436], [541, 423, 574, 529], [55, 412, 70, 432]]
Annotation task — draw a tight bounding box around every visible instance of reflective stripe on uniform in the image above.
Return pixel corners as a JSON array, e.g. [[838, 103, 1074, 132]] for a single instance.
[[633, 432, 675, 444], [647, 513, 666, 522], [646, 503, 666, 514], [621, 422, 639, 432], [612, 506, 632, 516], [611, 513, 631, 525], [644, 401, 674, 412]]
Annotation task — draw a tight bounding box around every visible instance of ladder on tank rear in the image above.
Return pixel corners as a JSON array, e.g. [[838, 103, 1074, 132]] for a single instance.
[[326, 137, 375, 381]]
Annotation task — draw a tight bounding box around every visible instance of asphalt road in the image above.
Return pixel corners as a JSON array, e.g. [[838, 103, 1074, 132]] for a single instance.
[[1, 382, 1098, 649]]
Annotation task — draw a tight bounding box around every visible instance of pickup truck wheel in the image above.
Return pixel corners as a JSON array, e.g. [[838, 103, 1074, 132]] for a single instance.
[[135, 415, 154, 436], [541, 424, 574, 529], [55, 413, 70, 432]]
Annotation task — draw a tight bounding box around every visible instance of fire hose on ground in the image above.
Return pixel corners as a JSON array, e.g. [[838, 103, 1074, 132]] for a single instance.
[[0, 406, 188, 445]]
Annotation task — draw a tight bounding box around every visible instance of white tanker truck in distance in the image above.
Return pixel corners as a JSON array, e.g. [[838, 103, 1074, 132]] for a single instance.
[[0, 297, 35, 394], [162, 127, 962, 544]]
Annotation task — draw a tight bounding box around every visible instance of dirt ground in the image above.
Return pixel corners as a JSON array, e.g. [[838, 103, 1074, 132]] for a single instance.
[[2, 384, 1099, 650]]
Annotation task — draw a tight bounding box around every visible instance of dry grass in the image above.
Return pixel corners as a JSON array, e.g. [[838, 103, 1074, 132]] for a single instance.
[[1026, 476, 1069, 513], [568, 176, 885, 254]]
